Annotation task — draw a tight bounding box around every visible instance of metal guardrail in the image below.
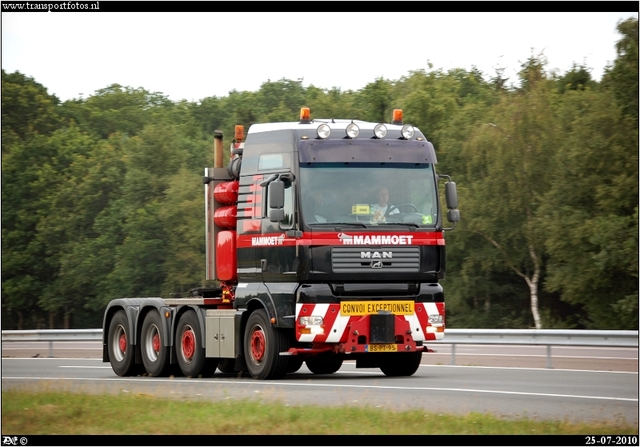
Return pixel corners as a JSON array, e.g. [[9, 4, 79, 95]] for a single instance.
[[2, 329, 638, 368], [2, 329, 101, 358], [432, 329, 639, 368]]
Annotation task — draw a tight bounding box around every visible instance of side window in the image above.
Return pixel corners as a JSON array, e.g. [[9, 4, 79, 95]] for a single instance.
[[259, 154, 284, 170], [282, 184, 294, 228], [265, 179, 295, 230]]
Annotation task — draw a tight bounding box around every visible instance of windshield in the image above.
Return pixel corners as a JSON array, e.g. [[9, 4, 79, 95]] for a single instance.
[[299, 163, 438, 226]]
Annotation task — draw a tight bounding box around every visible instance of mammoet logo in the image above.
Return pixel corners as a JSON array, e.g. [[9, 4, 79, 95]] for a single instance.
[[251, 234, 286, 246], [339, 233, 413, 245]]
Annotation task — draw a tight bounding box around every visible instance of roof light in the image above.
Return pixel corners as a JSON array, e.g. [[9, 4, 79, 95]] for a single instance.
[[373, 123, 387, 139], [234, 125, 244, 143], [392, 109, 403, 125], [401, 124, 415, 139], [317, 124, 331, 139], [300, 107, 311, 124], [345, 122, 360, 138]]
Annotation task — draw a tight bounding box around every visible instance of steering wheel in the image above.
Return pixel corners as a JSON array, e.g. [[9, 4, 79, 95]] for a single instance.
[[386, 203, 418, 215]]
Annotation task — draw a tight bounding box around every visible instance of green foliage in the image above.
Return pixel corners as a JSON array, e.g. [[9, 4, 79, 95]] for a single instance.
[[602, 17, 639, 125], [1, 70, 62, 150], [518, 51, 548, 91], [358, 77, 393, 122], [59, 84, 175, 139], [159, 168, 208, 295], [540, 86, 638, 329], [555, 63, 596, 93]]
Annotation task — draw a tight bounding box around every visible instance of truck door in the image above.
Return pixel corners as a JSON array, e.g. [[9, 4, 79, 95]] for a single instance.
[[261, 175, 297, 281]]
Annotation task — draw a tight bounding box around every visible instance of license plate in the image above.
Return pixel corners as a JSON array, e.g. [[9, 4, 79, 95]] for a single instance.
[[340, 301, 414, 316], [366, 344, 398, 352]]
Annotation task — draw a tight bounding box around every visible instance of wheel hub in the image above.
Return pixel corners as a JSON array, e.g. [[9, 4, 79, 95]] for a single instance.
[[182, 329, 195, 360], [118, 331, 127, 353], [250, 327, 266, 362], [152, 332, 160, 353]]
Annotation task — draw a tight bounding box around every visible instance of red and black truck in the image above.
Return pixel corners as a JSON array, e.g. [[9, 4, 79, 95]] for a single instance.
[[102, 107, 460, 380]]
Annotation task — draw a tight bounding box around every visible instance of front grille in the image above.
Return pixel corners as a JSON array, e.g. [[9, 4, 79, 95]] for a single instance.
[[332, 246, 420, 273]]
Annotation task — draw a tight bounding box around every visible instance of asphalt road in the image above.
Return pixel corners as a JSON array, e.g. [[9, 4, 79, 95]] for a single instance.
[[2, 341, 638, 372], [2, 342, 638, 426]]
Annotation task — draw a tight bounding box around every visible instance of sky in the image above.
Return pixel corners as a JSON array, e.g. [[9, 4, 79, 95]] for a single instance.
[[2, 11, 638, 103]]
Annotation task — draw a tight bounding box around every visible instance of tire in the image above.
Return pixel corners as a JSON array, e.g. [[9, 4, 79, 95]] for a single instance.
[[378, 352, 422, 377], [107, 310, 139, 376], [244, 309, 289, 380], [217, 358, 236, 374], [305, 357, 344, 375], [140, 310, 170, 376], [175, 310, 218, 378], [286, 356, 304, 374]]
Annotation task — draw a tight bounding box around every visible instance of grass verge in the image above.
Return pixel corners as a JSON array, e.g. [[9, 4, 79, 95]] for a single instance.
[[2, 389, 637, 435]]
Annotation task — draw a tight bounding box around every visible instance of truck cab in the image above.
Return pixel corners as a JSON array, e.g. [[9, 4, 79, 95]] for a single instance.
[[104, 108, 459, 381]]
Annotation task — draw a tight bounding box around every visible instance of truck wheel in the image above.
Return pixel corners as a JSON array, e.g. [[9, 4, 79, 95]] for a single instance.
[[176, 310, 218, 378], [107, 310, 139, 376], [140, 310, 170, 376], [244, 309, 289, 380], [378, 352, 422, 377], [305, 357, 343, 375]]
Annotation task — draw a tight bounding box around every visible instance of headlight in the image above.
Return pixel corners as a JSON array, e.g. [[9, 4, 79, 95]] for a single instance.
[[401, 124, 415, 139], [317, 124, 331, 139], [373, 123, 387, 139], [428, 314, 443, 325], [299, 316, 324, 326], [345, 123, 360, 138]]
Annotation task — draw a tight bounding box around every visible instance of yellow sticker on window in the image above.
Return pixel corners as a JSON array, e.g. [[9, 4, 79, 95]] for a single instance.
[[351, 204, 370, 214]]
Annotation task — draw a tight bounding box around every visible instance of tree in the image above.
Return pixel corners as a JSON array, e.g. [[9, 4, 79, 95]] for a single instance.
[[540, 86, 638, 329], [1, 70, 62, 150], [159, 167, 209, 295], [1, 127, 92, 329], [60, 84, 174, 139], [602, 17, 638, 126], [459, 73, 559, 329], [357, 77, 393, 122], [303, 85, 356, 120], [394, 69, 460, 150], [37, 132, 128, 327], [518, 50, 548, 92], [256, 78, 306, 121], [555, 62, 596, 93]]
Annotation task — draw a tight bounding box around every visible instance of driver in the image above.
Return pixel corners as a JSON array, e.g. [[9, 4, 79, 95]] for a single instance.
[[370, 186, 399, 223]]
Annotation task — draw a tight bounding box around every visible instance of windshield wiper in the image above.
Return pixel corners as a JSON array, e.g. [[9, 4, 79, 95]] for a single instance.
[[336, 223, 369, 228], [377, 222, 420, 228]]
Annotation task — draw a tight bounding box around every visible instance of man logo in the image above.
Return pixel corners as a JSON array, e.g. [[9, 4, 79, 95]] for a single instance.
[[360, 251, 392, 259], [371, 261, 383, 269]]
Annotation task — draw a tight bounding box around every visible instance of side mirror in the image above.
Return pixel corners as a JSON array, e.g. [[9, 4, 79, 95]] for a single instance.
[[438, 175, 460, 230], [447, 209, 460, 223], [270, 209, 285, 222], [445, 181, 458, 210], [268, 180, 285, 209]]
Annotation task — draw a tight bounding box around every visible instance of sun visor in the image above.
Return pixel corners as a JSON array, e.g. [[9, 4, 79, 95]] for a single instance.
[[298, 139, 437, 165]]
